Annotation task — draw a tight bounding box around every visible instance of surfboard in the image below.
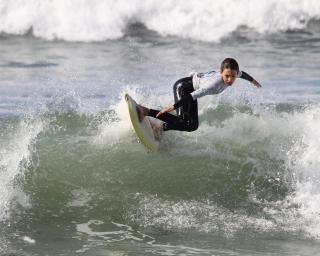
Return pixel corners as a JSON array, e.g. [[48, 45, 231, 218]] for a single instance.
[[125, 93, 159, 152]]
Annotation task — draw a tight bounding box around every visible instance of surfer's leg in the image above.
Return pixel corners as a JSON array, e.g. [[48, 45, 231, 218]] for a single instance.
[[137, 105, 192, 131], [147, 108, 197, 132], [185, 98, 199, 131], [148, 109, 180, 124], [162, 100, 198, 132], [136, 104, 181, 125]]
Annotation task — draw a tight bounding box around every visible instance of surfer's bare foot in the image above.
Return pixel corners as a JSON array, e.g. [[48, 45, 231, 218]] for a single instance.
[[136, 105, 149, 122], [152, 123, 163, 141]]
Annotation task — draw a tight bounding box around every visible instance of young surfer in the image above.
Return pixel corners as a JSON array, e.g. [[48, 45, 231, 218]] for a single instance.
[[137, 58, 262, 133]]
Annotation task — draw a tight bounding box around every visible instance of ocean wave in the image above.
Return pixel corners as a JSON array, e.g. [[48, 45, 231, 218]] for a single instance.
[[1, 92, 320, 239], [0, 0, 319, 42]]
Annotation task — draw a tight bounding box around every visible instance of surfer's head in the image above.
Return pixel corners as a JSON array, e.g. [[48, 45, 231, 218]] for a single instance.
[[220, 58, 239, 86]]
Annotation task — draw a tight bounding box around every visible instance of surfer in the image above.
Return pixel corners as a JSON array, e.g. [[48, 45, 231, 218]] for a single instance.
[[137, 58, 262, 133]]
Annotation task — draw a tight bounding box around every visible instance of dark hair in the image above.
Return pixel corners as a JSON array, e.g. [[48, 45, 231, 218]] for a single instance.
[[220, 58, 239, 72]]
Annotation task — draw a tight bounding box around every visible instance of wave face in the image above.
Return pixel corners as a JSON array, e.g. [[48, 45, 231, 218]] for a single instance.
[[1, 0, 320, 42]]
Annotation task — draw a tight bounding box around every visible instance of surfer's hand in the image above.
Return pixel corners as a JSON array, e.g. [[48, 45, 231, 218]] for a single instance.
[[252, 79, 262, 88], [156, 105, 174, 118]]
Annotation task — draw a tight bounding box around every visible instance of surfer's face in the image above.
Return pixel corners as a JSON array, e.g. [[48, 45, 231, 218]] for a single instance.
[[221, 68, 238, 86]]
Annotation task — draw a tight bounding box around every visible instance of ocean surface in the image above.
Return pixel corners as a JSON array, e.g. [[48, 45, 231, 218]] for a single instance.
[[1, 1, 320, 255]]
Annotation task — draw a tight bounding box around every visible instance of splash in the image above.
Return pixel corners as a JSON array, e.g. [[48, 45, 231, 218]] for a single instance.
[[0, 117, 45, 221]]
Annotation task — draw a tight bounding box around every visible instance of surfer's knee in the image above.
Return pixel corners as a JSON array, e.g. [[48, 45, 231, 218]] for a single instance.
[[186, 120, 198, 132]]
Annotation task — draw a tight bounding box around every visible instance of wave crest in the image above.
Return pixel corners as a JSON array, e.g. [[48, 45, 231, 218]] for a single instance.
[[1, 0, 319, 42]]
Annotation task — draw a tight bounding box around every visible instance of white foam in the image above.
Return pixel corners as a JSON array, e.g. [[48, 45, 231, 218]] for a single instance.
[[23, 236, 36, 244], [0, 0, 319, 42], [76, 219, 155, 243], [128, 194, 280, 237]]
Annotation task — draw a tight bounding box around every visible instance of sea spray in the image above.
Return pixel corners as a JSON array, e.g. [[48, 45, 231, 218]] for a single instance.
[[0, 116, 45, 221]]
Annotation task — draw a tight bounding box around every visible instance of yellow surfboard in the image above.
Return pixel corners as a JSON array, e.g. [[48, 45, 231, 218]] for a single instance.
[[125, 93, 159, 152]]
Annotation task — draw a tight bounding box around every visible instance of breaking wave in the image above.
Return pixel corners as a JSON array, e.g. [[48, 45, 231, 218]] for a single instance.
[[1, 0, 320, 42]]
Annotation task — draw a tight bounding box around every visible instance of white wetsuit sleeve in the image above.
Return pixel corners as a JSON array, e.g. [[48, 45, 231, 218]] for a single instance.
[[190, 87, 211, 100]]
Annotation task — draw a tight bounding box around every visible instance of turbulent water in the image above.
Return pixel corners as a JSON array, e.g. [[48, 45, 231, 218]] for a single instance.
[[1, 1, 320, 255]]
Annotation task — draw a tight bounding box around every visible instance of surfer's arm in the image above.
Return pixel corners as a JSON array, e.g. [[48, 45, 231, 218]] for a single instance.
[[156, 81, 217, 118], [156, 105, 174, 118], [239, 71, 262, 88], [156, 94, 193, 118]]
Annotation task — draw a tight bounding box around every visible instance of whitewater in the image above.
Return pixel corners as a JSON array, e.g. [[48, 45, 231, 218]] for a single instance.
[[1, 0, 320, 42], [1, 0, 320, 255]]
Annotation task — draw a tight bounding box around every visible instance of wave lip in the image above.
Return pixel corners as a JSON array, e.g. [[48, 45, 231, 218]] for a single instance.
[[0, 0, 320, 42]]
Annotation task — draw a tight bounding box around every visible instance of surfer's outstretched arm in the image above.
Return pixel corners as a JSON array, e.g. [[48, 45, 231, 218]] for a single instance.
[[239, 71, 262, 88], [251, 79, 262, 88]]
